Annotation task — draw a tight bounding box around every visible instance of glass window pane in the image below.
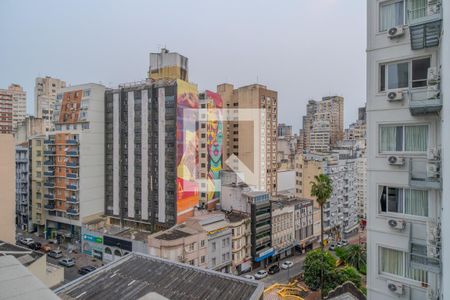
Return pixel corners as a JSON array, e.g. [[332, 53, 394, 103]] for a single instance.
[[405, 189, 428, 216], [380, 1, 405, 31], [388, 62, 409, 89], [380, 186, 387, 212], [405, 125, 427, 152], [387, 187, 403, 213], [408, 0, 427, 22], [380, 247, 404, 276], [380, 64, 386, 92], [380, 126, 397, 152], [412, 58, 430, 88]]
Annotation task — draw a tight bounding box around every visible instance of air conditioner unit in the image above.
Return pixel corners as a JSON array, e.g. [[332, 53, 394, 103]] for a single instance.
[[387, 280, 405, 295], [388, 219, 406, 230], [427, 163, 440, 179], [388, 26, 405, 38], [388, 156, 405, 166], [387, 90, 404, 101]]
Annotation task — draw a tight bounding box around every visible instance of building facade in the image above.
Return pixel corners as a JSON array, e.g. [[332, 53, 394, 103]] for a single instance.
[[7, 84, 27, 132], [217, 83, 278, 195], [367, 1, 447, 299], [0, 135, 16, 244], [43, 83, 105, 246], [15, 116, 45, 145], [30, 136, 46, 234], [225, 211, 251, 274], [271, 200, 295, 259], [0, 90, 13, 134], [16, 145, 30, 231], [35, 76, 66, 132]]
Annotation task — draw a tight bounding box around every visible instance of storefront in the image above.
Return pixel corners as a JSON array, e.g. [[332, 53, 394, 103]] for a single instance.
[[253, 247, 275, 268]]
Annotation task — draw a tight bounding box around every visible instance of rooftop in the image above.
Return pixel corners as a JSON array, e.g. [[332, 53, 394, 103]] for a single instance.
[[0, 241, 43, 267], [55, 252, 264, 300], [155, 228, 192, 241], [225, 210, 250, 223]]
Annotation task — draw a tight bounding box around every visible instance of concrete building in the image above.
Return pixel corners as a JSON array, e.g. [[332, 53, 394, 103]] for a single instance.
[[16, 145, 30, 231], [217, 83, 278, 195], [15, 116, 45, 145], [35, 76, 66, 132], [0, 89, 13, 134], [278, 123, 292, 137], [148, 48, 188, 81], [55, 252, 264, 300], [30, 135, 46, 234], [310, 120, 332, 153], [277, 135, 297, 170], [188, 212, 232, 273], [366, 0, 447, 299], [224, 211, 251, 274], [299, 96, 344, 153], [43, 83, 105, 247], [0, 134, 15, 243], [198, 90, 223, 210], [271, 199, 295, 258], [148, 221, 207, 268], [105, 50, 200, 231], [7, 84, 27, 132]]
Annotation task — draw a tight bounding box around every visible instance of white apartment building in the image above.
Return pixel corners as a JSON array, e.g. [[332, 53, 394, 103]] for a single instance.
[[310, 120, 331, 153], [7, 84, 27, 132], [367, 1, 448, 299], [35, 77, 66, 132]]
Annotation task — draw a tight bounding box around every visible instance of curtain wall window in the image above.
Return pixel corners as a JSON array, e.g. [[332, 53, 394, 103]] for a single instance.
[[380, 1, 405, 31], [380, 247, 404, 276], [405, 125, 428, 152], [405, 189, 428, 216]]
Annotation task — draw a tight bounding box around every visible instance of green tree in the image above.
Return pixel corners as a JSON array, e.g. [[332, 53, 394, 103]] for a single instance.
[[310, 174, 333, 298], [335, 244, 367, 275]]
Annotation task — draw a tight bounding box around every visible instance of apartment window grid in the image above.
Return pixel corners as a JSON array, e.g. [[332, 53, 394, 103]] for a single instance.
[[379, 124, 428, 153], [379, 246, 428, 283]]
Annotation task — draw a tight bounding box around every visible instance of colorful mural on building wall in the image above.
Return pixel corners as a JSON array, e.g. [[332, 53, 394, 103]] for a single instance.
[[206, 91, 223, 204], [59, 90, 82, 124], [176, 79, 199, 223]]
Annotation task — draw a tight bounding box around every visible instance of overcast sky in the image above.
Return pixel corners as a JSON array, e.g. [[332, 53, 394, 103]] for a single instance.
[[0, 0, 366, 132]]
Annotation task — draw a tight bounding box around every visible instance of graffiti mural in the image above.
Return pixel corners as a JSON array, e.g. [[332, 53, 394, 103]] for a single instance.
[[206, 91, 223, 204], [176, 79, 199, 223]]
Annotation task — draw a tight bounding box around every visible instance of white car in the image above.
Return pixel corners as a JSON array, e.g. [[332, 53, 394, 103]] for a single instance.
[[254, 270, 268, 280], [243, 274, 255, 280], [281, 261, 294, 269], [341, 239, 349, 246], [20, 238, 34, 246]]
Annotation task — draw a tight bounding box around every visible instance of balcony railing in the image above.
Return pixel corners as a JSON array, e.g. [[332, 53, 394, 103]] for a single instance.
[[44, 139, 54, 144], [410, 252, 441, 273], [408, 2, 442, 26], [43, 160, 55, 166], [66, 184, 79, 191], [66, 151, 79, 156], [44, 194, 54, 199], [44, 171, 54, 177], [66, 139, 79, 145], [409, 158, 441, 189], [66, 208, 79, 215], [66, 196, 79, 203], [409, 88, 441, 115], [408, 2, 442, 50], [44, 150, 55, 156], [66, 173, 78, 179], [66, 162, 78, 168], [44, 182, 55, 188], [44, 204, 55, 210]]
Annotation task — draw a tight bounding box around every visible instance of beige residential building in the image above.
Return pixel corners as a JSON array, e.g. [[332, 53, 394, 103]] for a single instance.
[[15, 116, 45, 145], [30, 135, 46, 234], [35, 76, 66, 132], [310, 120, 331, 153], [217, 83, 278, 195], [148, 222, 208, 268], [0, 90, 13, 134], [6, 84, 27, 132], [271, 201, 295, 257], [295, 153, 325, 205], [0, 134, 15, 243], [225, 211, 251, 274]]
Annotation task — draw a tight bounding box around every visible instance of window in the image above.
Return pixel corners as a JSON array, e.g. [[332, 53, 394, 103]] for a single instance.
[[379, 186, 428, 216], [379, 0, 404, 32], [212, 257, 216, 266], [201, 256, 205, 263], [380, 246, 428, 282], [379, 125, 427, 152], [379, 58, 430, 91], [212, 242, 216, 251], [200, 240, 205, 247]]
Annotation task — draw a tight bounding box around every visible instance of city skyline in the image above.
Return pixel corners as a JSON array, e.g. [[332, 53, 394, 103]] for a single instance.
[[0, 0, 366, 131]]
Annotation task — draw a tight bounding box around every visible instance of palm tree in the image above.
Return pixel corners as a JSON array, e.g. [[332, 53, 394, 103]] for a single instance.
[[335, 244, 367, 274], [310, 174, 333, 299]]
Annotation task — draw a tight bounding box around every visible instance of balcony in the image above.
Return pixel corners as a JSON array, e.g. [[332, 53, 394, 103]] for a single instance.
[[409, 88, 441, 115], [44, 139, 54, 145], [44, 204, 55, 210], [44, 150, 55, 156], [44, 171, 54, 177], [66, 208, 79, 215], [66, 150, 79, 156], [255, 212, 270, 222], [43, 160, 55, 166], [408, 2, 442, 50], [66, 139, 79, 145], [66, 184, 79, 191], [66, 173, 78, 179], [66, 196, 79, 203], [66, 162, 78, 168], [255, 224, 271, 234], [409, 158, 441, 189], [44, 182, 55, 188], [44, 194, 54, 200]]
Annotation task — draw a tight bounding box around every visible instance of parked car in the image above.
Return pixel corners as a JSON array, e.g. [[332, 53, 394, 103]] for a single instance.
[[254, 270, 268, 280], [329, 243, 336, 251], [20, 238, 34, 246], [59, 258, 75, 267], [337, 241, 343, 248], [268, 264, 280, 274], [40, 244, 52, 253], [48, 249, 63, 259], [281, 261, 294, 270], [28, 242, 41, 250], [341, 239, 349, 246], [242, 274, 255, 280], [78, 265, 96, 275]]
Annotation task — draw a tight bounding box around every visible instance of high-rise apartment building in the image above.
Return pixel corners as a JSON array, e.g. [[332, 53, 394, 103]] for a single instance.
[[43, 83, 105, 245], [198, 90, 223, 209], [0, 90, 13, 134], [299, 96, 344, 153], [367, 1, 447, 299], [7, 84, 27, 132], [0, 134, 16, 243], [15, 145, 30, 231], [105, 50, 199, 230], [217, 83, 278, 195], [148, 48, 188, 81], [278, 123, 292, 137], [15, 116, 45, 144], [30, 135, 46, 234], [35, 76, 67, 132]]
